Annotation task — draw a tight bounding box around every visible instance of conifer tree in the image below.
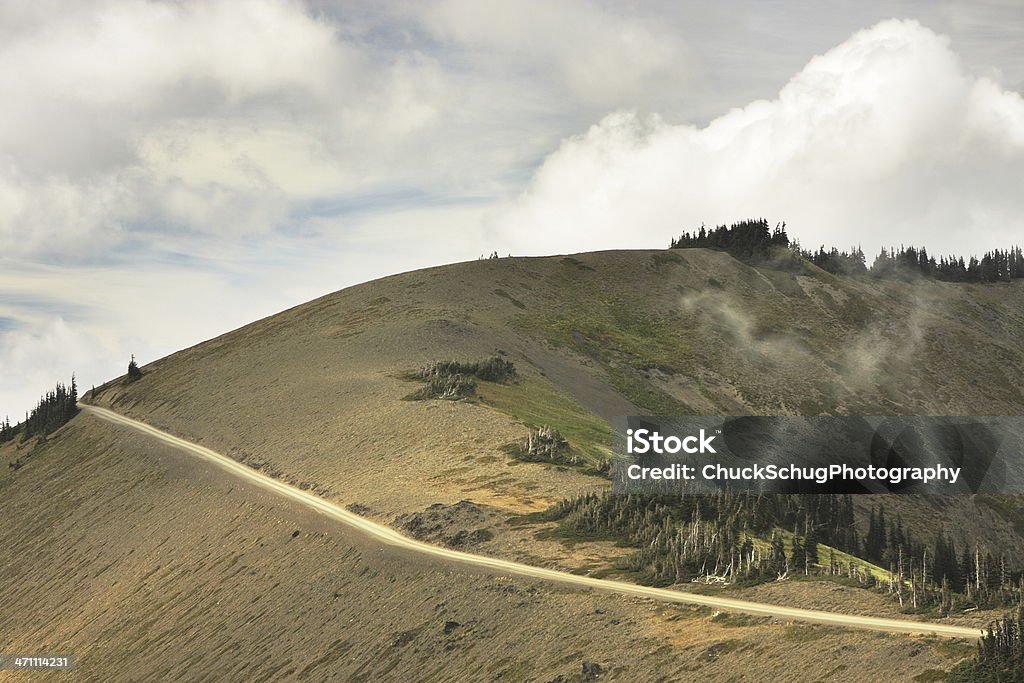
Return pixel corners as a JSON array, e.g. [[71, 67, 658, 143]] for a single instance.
[[127, 354, 143, 382]]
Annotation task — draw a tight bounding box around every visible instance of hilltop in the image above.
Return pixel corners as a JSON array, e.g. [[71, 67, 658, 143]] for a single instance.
[[68, 248, 1024, 626], [87, 249, 1024, 533], [6, 247, 1024, 679]]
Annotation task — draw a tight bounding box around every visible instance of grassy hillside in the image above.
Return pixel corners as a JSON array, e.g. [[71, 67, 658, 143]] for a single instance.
[[9, 247, 1019, 678], [83, 249, 1024, 557], [0, 414, 971, 681]]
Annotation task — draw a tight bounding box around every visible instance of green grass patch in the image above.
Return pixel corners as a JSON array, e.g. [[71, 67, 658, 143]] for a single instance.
[[748, 529, 894, 583], [605, 366, 691, 415], [510, 302, 703, 414], [522, 304, 690, 373], [476, 375, 611, 464]]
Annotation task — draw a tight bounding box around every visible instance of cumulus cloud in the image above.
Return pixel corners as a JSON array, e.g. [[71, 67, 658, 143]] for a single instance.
[[493, 19, 1024, 257], [0, 0, 447, 259], [4, 6, 1024, 421]]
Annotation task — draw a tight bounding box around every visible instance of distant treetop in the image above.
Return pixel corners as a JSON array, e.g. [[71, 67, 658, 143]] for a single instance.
[[669, 219, 1024, 284], [1, 375, 79, 444], [669, 218, 789, 262]]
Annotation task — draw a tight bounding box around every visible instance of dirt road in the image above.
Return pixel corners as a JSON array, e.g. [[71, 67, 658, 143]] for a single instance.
[[80, 404, 983, 641]]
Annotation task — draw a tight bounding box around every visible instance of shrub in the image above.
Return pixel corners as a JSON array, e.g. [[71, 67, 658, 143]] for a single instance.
[[473, 357, 516, 382], [516, 426, 580, 465], [414, 356, 516, 384], [407, 356, 516, 401], [408, 374, 477, 401]]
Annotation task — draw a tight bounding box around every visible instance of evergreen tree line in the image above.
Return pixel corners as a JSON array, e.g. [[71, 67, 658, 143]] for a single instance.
[[0, 415, 14, 444], [669, 218, 790, 262], [863, 504, 1023, 612], [0, 376, 79, 444], [667, 219, 1024, 284], [948, 607, 1024, 682], [804, 244, 1024, 283], [800, 245, 868, 275], [548, 492, 1022, 611], [549, 492, 855, 586]]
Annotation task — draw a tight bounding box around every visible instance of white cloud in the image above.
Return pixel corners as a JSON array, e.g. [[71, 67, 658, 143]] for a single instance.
[[493, 19, 1024, 257], [4, 6, 1024, 421], [421, 0, 688, 108], [0, 258, 295, 419], [0, 0, 448, 258], [0, 200, 494, 418]]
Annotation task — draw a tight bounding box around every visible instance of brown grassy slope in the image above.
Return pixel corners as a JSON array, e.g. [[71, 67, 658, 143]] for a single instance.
[[88, 249, 1024, 552], [0, 415, 972, 682]]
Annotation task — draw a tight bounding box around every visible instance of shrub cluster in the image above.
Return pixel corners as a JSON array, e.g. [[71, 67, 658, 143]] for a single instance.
[[517, 425, 578, 465], [409, 374, 478, 401], [414, 357, 516, 383], [407, 356, 516, 401]]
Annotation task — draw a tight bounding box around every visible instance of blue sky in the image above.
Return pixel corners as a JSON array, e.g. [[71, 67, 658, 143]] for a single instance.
[[1, 0, 1023, 419]]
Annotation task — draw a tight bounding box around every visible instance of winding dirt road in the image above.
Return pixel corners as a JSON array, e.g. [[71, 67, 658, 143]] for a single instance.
[[80, 404, 983, 641]]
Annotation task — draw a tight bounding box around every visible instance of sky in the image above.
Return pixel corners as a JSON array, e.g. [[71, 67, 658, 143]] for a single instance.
[[1, 0, 1023, 419]]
